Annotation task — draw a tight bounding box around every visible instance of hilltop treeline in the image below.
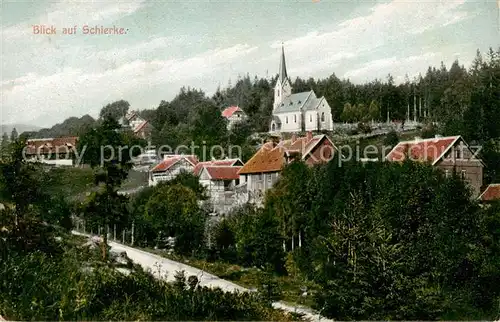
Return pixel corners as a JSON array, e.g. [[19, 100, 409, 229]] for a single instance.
[[5, 47, 498, 161]]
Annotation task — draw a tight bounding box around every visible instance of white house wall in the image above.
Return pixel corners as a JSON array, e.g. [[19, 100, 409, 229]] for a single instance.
[[150, 161, 194, 186]]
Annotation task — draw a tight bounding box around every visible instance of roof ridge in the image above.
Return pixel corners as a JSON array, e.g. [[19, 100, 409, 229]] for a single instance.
[[397, 135, 460, 144]]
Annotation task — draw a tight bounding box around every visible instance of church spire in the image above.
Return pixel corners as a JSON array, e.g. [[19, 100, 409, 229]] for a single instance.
[[279, 43, 288, 84]]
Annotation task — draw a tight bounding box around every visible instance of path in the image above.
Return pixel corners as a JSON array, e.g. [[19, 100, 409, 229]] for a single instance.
[[72, 231, 332, 321]]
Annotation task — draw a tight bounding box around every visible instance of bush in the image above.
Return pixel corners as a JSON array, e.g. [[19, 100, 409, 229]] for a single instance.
[[357, 122, 372, 134], [383, 130, 399, 147]]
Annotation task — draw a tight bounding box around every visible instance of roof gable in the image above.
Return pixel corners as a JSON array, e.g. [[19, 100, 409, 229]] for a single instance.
[[193, 158, 243, 175], [274, 91, 314, 113], [152, 155, 198, 173], [238, 134, 333, 174], [202, 166, 242, 180], [387, 135, 484, 166], [386, 136, 460, 164], [479, 184, 500, 202], [222, 106, 243, 118], [26, 137, 79, 155]]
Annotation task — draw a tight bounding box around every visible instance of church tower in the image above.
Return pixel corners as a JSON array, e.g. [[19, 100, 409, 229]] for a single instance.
[[273, 44, 292, 110]]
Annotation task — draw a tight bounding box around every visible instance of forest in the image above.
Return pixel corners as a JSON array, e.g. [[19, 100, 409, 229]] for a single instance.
[[0, 47, 499, 320]]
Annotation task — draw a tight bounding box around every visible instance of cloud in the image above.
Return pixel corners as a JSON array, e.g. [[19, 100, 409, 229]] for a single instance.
[[267, 0, 471, 79], [343, 52, 440, 82], [2, 0, 147, 41], [1, 43, 258, 126]]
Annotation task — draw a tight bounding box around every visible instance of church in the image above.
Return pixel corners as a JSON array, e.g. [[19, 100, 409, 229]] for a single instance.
[[269, 46, 334, 134]]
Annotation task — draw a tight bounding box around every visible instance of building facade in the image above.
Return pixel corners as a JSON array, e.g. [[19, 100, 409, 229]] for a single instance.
[[269, 46, 334, 134], [222, 106, 247, 130], [25, 137, 79, 166], [238, 131, 337, 203], [149, 155, 198, 186], [386, 135, 485, 198]]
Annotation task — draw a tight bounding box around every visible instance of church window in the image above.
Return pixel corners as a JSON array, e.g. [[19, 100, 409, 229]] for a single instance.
[[272, 123, 276, 131], [278, 89, 280, 97], [310, 114, 312, 122], [321, 112, 325, 122], [286, 116, 288, 124], [294, 114, 297, 123]]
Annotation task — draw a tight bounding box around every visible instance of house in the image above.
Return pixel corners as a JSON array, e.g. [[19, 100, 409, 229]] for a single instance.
[[25, 137, 79, 166], [193, 158, 244, 175], [269, 45, 334, 134], [478, 184, 500, 203], [222, 106, 247, 130], [386, 135, 484, 198], [199, 165, 242, 194], [149, 154, 199, 186], [123, 111, 152, 139], [238, 131, 337, 200]]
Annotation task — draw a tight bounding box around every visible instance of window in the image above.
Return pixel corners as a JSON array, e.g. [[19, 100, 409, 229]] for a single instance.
[[289, 101, 293, 105], [321, 112, 325, 122], [278, 89, 280, 97], [461, 170, 466, 180], [294, 114, 297, 123], [286, 116, 288, 124], [258, 173, 263, 181], [445, 169, 450, 178], [271, 123, 276, 131], [310, 114, 312, 122], [455, 148, 461, 160], [267, 173, 272, 185]]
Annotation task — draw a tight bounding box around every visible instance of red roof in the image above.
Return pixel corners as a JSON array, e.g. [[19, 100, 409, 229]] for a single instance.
[[479, 184, 500, 202], [193, 159, 242, 175], [25, 137, 79, 155], [203, 166, 242, 180], [222, 106, 243, 118], [134, 120, 149, 133], [386, 136, 459, 165], [238, 133, 333, 175], [151, 155, 198, 173]]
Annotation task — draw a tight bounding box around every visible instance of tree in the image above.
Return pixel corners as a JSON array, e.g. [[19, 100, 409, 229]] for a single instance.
[[99, 100, 130, 121], [0, 132, 9, 158], [78, 115, 133, 260], [144, 184, 206, 255], [10, 128, 18, 142], [368, 100, 379, 121]]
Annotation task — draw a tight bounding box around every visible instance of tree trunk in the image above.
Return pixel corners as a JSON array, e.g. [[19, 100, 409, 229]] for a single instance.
[[102, 227, 108, 261], [131, 221, 135, 246]]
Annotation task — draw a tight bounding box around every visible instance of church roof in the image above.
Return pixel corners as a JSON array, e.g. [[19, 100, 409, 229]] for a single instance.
[[274, 90, 320, 113], [279, 44, 288, 84]]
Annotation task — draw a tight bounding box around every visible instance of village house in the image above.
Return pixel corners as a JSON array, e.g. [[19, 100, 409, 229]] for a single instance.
[[222, 106, 247, 130], [122, 111, 153, 139], [386, 135, 485, 198], [269, 45, 334, 134], [149, 154, 199, 186], [25, 137, 79, 166], [238, 131, 337, 202]]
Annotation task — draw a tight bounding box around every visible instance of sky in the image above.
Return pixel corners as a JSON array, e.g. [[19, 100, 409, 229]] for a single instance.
[[1, 0, 499, 128]]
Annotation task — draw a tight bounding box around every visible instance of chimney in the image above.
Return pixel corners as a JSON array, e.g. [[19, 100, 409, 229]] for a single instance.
[[306, 131, 313, 142]]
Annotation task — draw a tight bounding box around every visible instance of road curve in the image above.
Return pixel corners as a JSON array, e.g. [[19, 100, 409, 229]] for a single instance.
[[72, 231, 332, 322]]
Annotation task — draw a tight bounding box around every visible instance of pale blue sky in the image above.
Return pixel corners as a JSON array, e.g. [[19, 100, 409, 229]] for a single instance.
[[1, 0, 499, 127]]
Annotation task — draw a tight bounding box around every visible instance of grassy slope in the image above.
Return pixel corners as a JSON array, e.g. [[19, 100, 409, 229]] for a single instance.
[[143, 249, 319, 308]]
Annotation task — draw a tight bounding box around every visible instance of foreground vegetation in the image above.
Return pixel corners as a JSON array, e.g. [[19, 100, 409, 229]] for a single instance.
[[0, 139, 299, 321]]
